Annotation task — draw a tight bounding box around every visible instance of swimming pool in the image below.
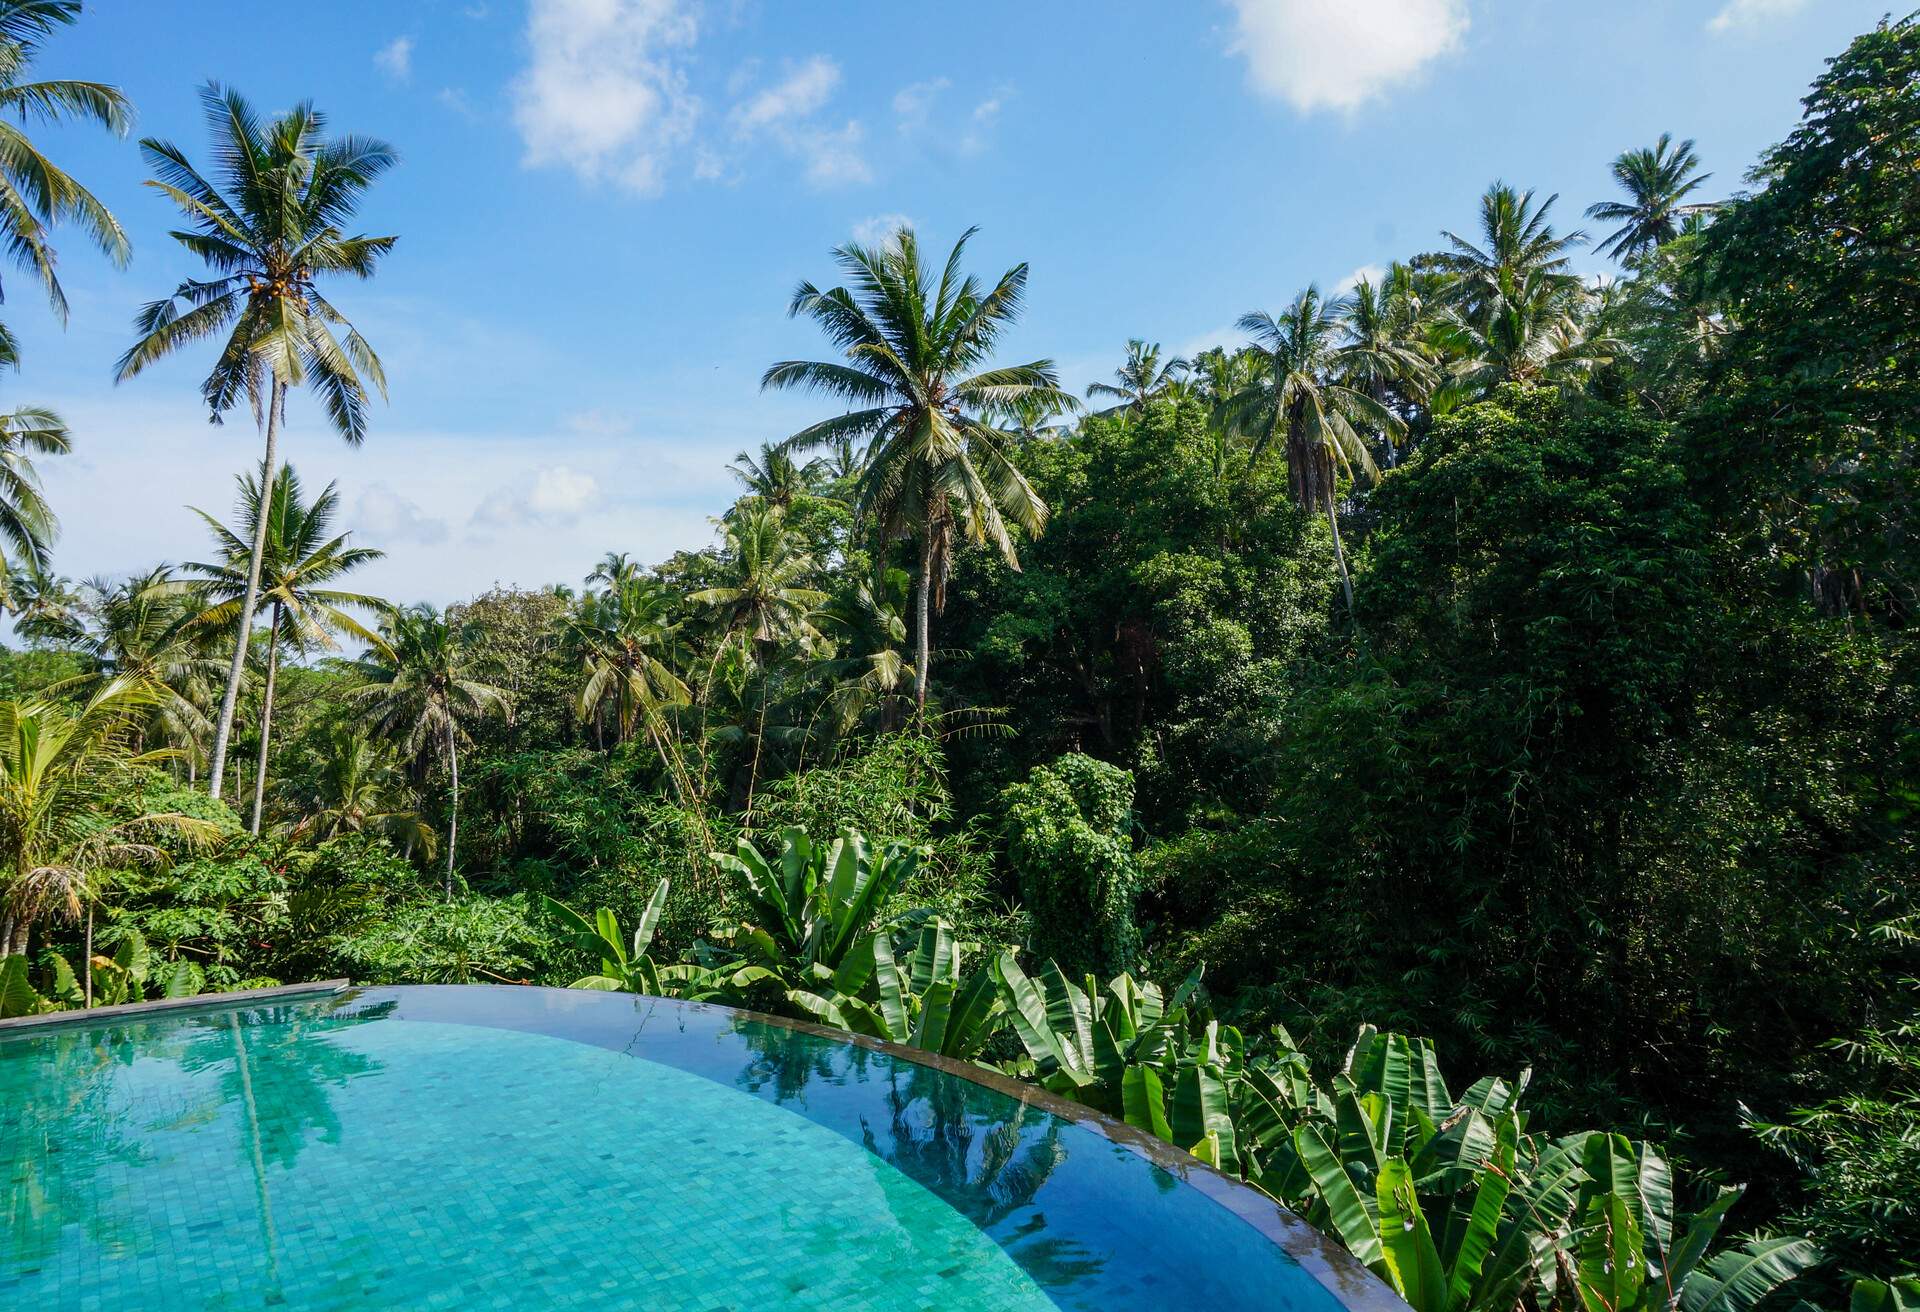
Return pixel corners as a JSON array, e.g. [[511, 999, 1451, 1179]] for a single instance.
[[1, 984, 1398, 1310]]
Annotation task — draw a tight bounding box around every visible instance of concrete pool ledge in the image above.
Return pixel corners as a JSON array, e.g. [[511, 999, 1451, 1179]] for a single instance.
[[0, 978, 350, 1034]]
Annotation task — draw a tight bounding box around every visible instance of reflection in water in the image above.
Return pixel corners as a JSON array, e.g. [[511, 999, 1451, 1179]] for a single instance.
[[174, 1002, 392, 1171], [3, 1030, 150, 1266], [728, 1022, 1107, 1290], [1, 998, 395, 1278]]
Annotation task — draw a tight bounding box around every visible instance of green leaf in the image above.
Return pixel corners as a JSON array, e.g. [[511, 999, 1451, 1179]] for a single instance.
[[0, 955, 42, 1018], [1851, 1280, 1920, 1312], [1173, 1061, 1239, 1167], [1378, 1158, 1448, 1312], [1296, 1122, 1383, 1268], [910, 978, 955, 1051], [1122, 1064, 1172, 1141], [632, 878, 670, 959], [1443, 1111, 1515, 1311], [1681, 1237, 1822, 1312], [1576, 1193, 1646, 1312]]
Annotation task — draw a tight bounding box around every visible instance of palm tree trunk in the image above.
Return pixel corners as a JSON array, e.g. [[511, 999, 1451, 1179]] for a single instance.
[[208, 381, 283, 801], [1324, 483, 1355, 614], [444, 713, 459, 898], [83, 903, 93, 1007], [914, 518, 934, 712], [248, 603, 283, 836]]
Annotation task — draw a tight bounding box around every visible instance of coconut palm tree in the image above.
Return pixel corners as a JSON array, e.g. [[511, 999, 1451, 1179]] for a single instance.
[[1434, 275, 1627, 395], [5, 559, 74, 641], [1085, 339, 1187, 415], [728, 442, 821, 509], [584, 551, 639, 591], [1423, 183, 1585, 331], [691, 504, 826, 663], [0, 0, 132, 324], [281, 724, 432, 858], [809, 565, 911, 741], [0, 676, 217, 960], [181, 465, 387, 834], [350, 606, 506, 895], [114, 83, 397, 805], [764, 223, 1068, 710], [1233, 287, 1403, 612], [992, 390, 1078, 443], [60, 567, 221, 771], [1336, 272, 1439, 462], [0, 400, 70, 599], [559, 576, 690, 751], [1586, 134, 1714, 262]]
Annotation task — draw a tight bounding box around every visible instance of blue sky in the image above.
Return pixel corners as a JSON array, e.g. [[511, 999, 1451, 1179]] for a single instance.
[[9, 0, 1889, 608]]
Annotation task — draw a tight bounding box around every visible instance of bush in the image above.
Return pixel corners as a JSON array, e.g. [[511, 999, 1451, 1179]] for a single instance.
[[1001, 753, 1141, 978]]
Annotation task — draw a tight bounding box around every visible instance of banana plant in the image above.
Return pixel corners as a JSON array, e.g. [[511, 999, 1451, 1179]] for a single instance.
[[1571, 1134, 1822, 1312], [786, 918, 1009, 1059], [711, 827, 925, 978], [1852, 1280, 1920, 1312], [993, 954, 1209, 1120], [542, 880, 770, 999], [87, 928, 203, 1006]]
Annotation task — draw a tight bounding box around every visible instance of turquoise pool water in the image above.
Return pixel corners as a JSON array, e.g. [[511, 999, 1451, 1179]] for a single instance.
[[1, 986, 1364, 1310]]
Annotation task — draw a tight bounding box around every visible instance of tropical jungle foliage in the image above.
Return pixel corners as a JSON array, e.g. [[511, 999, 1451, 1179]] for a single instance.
[[1, 3, 1916, 1304]]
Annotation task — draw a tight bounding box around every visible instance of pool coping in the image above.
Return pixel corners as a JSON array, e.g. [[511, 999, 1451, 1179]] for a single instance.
[[0, 979, 350, 1034]]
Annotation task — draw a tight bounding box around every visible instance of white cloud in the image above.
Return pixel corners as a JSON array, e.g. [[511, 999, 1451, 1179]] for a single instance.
[[375, 36, 413, 82], [354, 486, 448, 545], [473, 464, 600, 532], [727, 57, 871, 188], [959, 89, 1009, 155], [1225, 0, 1468, 113], [19, 383, 739, 615], [437, 87, 477, 120], [510, 0, 701, 195], [892, 77, 948, 132], [795, 121, 871, 186], [730, 55, 840, 134], [1335, 263, 1387, 294], [1707, 0, 1808, 32], [852, 213, 913, 248]]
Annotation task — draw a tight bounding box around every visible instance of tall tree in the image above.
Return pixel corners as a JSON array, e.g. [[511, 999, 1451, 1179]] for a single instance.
[[62, 566, 221, 770], [1085, 338, 1188, 415], [182, 465, 386, 834], [1233, 287, 1402, 611], [559, 575, 690, 753], [0, 0, 132, 323], [584, 551, 639, 591], [691, 504, 827, 663], [115, 83, 396, 804], [764, 224, 1068, 709], [282, 725, 432, 857], [1586, 133, 1714, 262], [1336, 271, 1439, 452], [1433, 274, 1625, 395], [351, 605, 507, 895], [1423, 182, 1585, 329], [0, 396, 67, 603], [728, 442, 821, 509]]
